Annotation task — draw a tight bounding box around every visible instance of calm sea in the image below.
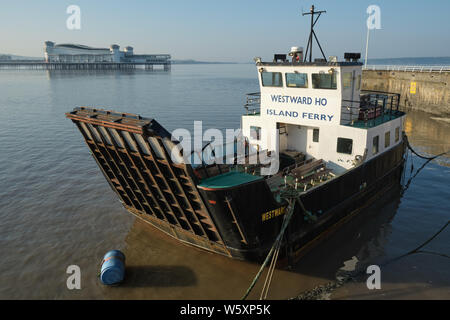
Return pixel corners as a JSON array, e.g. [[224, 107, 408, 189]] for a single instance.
[[0, 64, 448, 299]]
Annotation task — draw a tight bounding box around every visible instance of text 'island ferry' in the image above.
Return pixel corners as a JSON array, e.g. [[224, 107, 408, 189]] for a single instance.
[[66, 6, 406, 264]]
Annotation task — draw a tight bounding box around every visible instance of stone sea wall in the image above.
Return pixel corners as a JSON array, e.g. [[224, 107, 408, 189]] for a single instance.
[[362, 70, 450, 116]]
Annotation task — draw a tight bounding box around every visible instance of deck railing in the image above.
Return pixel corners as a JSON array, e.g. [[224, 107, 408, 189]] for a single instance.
[[342, 90, 402, 127], [363, 65, 450, 73], [244, 92, 261, 115]]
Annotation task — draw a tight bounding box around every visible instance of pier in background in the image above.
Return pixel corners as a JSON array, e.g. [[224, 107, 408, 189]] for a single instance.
[[0, 41, 171, 71], [0, 60, 171, 71]]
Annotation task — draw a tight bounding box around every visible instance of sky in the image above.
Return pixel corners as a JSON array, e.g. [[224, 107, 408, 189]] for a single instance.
[[0, 0, 449, 62]]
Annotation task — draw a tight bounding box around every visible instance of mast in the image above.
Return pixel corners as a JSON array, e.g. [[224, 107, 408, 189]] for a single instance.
[[302, 5, 327, 62], [364, 26, 370, 68]]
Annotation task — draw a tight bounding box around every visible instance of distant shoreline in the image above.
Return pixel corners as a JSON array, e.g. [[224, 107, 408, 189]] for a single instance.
[[1, 54, 449, 66]]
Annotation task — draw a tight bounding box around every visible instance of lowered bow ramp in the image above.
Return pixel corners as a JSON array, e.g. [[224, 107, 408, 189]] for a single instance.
[[66, 107, 230, 256]]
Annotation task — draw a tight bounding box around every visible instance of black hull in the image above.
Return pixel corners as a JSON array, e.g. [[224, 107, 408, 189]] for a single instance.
[[67, 107, 406, 264], [198, 140, 406, 262]]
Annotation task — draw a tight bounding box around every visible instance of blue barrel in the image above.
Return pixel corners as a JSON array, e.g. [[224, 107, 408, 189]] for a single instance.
[[100, 250, 126, 285]]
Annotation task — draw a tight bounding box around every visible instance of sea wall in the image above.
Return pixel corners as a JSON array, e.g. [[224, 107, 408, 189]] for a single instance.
[[362, 70, 450, 116]]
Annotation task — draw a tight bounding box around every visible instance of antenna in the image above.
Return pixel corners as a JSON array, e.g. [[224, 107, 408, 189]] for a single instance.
[[302, 5, 327, 62]]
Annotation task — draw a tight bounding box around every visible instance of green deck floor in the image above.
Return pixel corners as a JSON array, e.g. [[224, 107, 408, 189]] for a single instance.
[[198, 171, 263, 189]]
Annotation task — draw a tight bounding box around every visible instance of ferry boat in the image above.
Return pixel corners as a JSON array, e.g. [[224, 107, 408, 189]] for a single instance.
[[66, 6, 406, 264]]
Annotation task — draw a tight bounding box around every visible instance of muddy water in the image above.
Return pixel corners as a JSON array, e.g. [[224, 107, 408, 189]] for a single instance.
[[0, 65, 448, 299]]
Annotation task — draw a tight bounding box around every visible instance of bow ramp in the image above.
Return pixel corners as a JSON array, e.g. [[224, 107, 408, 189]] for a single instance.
[[66, 107, 230, 256]]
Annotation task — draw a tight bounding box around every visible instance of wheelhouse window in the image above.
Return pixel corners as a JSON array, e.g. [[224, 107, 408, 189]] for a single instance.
[[250, 126, 261, 140], [313, 128, 319, 142], [385, 131, 391, 148], [285, 73, 308, 88], [373, 136, 379, 155], [312, 72, 337, 89], [395, 127, 400, 142], [337, 137, 353, 154], [343, 72, 352, 89], [261, 72, 283, 87]]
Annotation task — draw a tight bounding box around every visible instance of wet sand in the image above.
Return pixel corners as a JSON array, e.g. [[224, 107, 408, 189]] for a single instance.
[[96, 185, 411, 300], [99, 219, 331, 300]]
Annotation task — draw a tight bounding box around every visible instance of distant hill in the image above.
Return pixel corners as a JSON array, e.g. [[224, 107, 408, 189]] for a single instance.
[[0, 54, 42, 61]]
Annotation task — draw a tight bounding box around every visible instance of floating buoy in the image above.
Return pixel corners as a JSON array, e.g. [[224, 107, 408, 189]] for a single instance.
[[100, 250, 126, 285]]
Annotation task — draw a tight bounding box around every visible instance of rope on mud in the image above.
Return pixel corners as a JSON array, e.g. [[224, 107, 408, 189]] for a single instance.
[[294, 137, 450, 300], [387, 220, 450, 264], [241, 189, 301, 300], [241, 135, 448, 300], [294, 219, 450, 300], [404, 135, 449, 160]]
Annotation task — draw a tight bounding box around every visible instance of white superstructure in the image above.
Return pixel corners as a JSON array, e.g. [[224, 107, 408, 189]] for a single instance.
[[242, 52, 405, 174]]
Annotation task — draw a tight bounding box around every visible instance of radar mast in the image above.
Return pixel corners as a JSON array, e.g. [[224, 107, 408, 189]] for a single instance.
[[302, 5, 327, 62]]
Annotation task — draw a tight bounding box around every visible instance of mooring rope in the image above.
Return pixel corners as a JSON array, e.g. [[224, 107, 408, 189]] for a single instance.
[[387, 220, 450, 263], [294, 219, 450, 300], [241, 191, 300, 300], [243, 135, 448, 300], [404, 134, 449, 161], [259, 231, 283, 300], [402, 135, 449, 195], [294, 136, 450, 300]]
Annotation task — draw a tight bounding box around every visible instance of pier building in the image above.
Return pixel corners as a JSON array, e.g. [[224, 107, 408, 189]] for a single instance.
[[44, 41, 170, 64]]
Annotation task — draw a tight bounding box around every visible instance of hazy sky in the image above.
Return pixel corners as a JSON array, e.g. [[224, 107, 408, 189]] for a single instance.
[[1, 0, 449, 62]]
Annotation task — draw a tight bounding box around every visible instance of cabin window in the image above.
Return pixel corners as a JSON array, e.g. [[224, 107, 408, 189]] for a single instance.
[[250, 126, 261, 140], [385, 131, 391, 148], [285, 73, 308, 88], [373, 136, 379, 155], [312, 72, 337, 89], [343, 72, 352, 89], [261, 72, 283, 87], [356, 75, 361, 90], [395, 127, 400, 142], [337, 137, 353, 154], [313, 128, 319, 142]]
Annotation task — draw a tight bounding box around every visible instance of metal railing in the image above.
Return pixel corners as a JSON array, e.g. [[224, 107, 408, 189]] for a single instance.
[[244, 92, 261, 115], [363, 65, 450, 73], [342, 90, 401, 127]]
